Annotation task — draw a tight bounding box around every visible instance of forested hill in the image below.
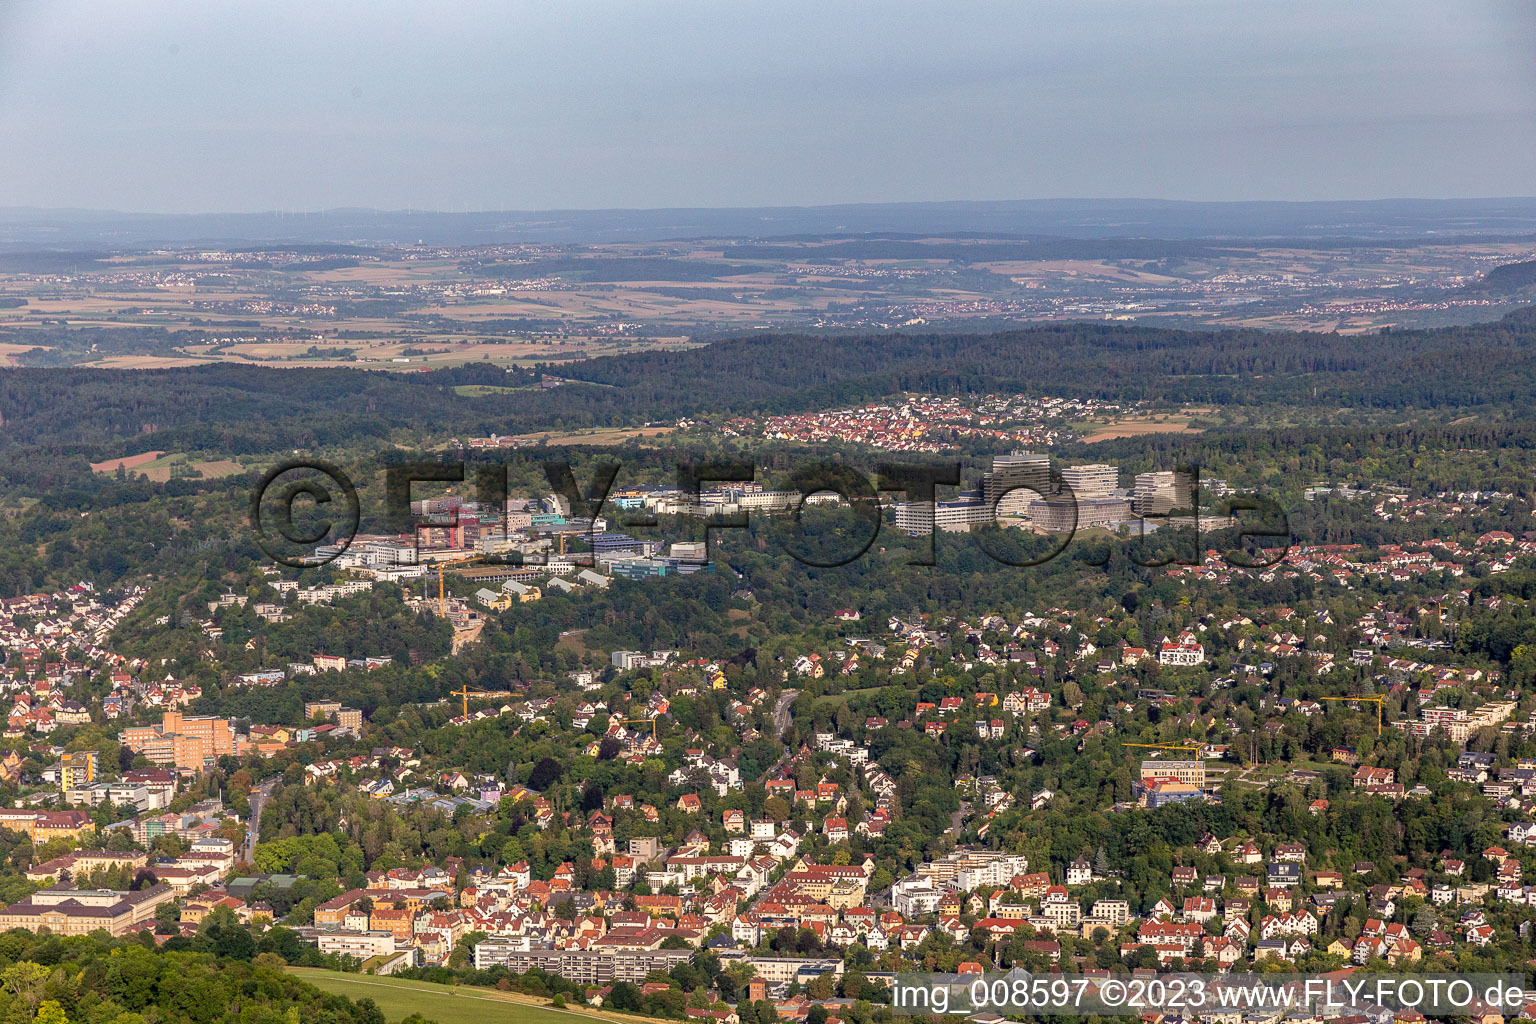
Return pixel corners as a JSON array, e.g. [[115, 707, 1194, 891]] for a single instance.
[[1473, 259, 1536, 295], [3, 307, 1536, 453], [558, 307, 1536, 411]]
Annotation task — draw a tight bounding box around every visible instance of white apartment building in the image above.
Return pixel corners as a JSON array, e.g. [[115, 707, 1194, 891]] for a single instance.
[[318, 931, 399, 959]]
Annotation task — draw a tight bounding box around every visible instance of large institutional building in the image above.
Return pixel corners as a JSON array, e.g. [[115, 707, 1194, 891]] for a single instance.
[[892, 499, 995, 535], [0, 883, 175, 936], [122, 712, 236, 771], [1060, 463, 1118, 497], [1133, 470, 1195, 516], [1027, 495, 1132, 533], [983, 452, 1052, 516]]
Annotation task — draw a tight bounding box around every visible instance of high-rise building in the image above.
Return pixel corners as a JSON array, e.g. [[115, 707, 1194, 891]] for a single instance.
[[59, 751, 98, 790], [1061, 463, 1118, 497], [1133, 470, 1194, 516], [983, 452, 1051, 516]]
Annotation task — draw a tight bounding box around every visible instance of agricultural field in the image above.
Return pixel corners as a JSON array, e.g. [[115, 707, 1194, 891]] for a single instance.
[[1080, 415, 1203, 443], [89, 450, 250, 482], [501, 425, 676, 446], [3, 236, 1535, 371]]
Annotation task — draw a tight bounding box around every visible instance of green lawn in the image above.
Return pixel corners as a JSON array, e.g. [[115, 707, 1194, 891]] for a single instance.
[[810, 684, 890, 710], [285, 968, 634, 1024], [452, 384, 530, 396]]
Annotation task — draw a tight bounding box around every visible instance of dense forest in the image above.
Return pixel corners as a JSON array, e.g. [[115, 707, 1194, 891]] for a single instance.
[[5, 309, 1536, 455], [1472, 259, 1536, 295], [0, 929, 401, 1024]]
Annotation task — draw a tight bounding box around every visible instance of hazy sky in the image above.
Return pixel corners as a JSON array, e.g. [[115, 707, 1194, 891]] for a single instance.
[[2, 0, 1535, 213]]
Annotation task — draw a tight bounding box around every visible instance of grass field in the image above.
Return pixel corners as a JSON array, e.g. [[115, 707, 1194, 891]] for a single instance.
[[286, 968, 646, 1024], [503, 426, 676, 446], [810, 684, 888, 710], [453, 384, 531, 396], [554, 630, 591, 656]]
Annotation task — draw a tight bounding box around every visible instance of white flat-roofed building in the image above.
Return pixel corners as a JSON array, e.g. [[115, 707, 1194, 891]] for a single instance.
[[470, 943, 692, 982], [893, 500, 993, 535], [983, 452, 1051, 515], [733, 490, 803, 513], [892, 877, 944, 916], [64, 781, 170, 813], [1061, 464, 1118, 497], [1093, 898, 1132, 924], [1027, 495, 1131, 533], [319, 931, 399, 959]]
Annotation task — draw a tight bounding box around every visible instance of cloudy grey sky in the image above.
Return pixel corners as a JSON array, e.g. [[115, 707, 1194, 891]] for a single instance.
[[1, 0, 1534, 213]]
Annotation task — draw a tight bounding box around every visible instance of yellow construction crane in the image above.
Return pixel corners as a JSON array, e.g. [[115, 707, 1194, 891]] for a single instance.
[[1123, 742, 1205, 756], [1318, 695, 1384, 736], [449, 685, 494, 718], [431, 554, 483, 615]]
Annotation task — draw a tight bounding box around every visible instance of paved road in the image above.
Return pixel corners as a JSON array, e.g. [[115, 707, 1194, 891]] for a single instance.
[[950, 800, 971, 839], [759, 690, 800, 782], [772, 689, 799, 740], [244, 778, 278, 865]]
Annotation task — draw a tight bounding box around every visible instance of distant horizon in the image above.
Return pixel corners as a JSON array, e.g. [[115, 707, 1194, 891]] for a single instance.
[[7, 194, 1536, 220], [8, 195, 1536, 250]]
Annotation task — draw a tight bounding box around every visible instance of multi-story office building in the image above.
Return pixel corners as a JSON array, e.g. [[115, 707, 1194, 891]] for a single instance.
[[1061, 463, 1118, 497], [983, 452, 1051, 515], [1027, 495, 1131, 532], [122, 712, 235, 771], [893, 499, 994, 535], [1133, 470, 1195, 516], [64, 781, 170, 814]]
